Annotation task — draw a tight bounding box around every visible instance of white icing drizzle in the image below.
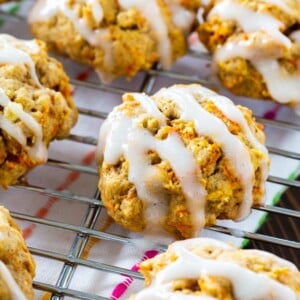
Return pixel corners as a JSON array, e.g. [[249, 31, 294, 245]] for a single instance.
[[203, 0, 212, 6], [0, 115, 26, 147], [164, 0, 196, 35], [118, 0, 172, 68], [215, 37, 300, 104], [0, 261, 27, 300], [197, 7, 205, 24], [170, 238, 299, 272], [291, 30, 300, 46], [187, 85, 269, 206], [208, 0, 300, 104], [87, 0, 104, 24], [0, 34, 40, 54], [28, 0, 60, 21], [99, 92, 206, 236], [98, 85, 268, 235], [104, 112, 132, 165], [59, 2, 112, 71], [100, 92, 168, 165], [134, 238, 298, 300], [0, 34, 47, 161], [251, 59, 300, 103], [125, 128, 206, 236], [100, 94, 170, 235], [29, 0, 113, 74], [155, 85, 255, 219], [0, 89, 47, 162], [208, 0, 291, 47], [96, 112, 117, 164], [28, 0, 104, 25], [133, 93, 166, 123], [0, 35, 41, 87]]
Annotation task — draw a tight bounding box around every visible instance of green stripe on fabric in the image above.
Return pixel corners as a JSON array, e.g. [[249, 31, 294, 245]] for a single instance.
[[8, 3, 21, 15]]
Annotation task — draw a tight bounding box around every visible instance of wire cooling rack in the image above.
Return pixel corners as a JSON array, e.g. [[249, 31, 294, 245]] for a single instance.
[[0, 2, 300, 299]]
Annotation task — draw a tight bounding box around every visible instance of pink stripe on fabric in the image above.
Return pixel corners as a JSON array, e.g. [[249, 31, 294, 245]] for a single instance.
[[111, 250, 159, 300], [263, 104, 281, 120], [23, 150, 96, 239]]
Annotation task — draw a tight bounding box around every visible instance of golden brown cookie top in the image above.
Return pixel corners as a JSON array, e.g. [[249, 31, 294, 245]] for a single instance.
[[98, 84, 269, 237]]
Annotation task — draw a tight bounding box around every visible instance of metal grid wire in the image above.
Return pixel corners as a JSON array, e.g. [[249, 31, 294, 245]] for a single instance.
[[0, 4, 300, 299]]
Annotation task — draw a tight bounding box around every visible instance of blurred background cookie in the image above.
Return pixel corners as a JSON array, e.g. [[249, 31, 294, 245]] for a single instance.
[[28, 0, 198, 82], [197, 0, 300, 108], [0, 34, 78, 187]]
